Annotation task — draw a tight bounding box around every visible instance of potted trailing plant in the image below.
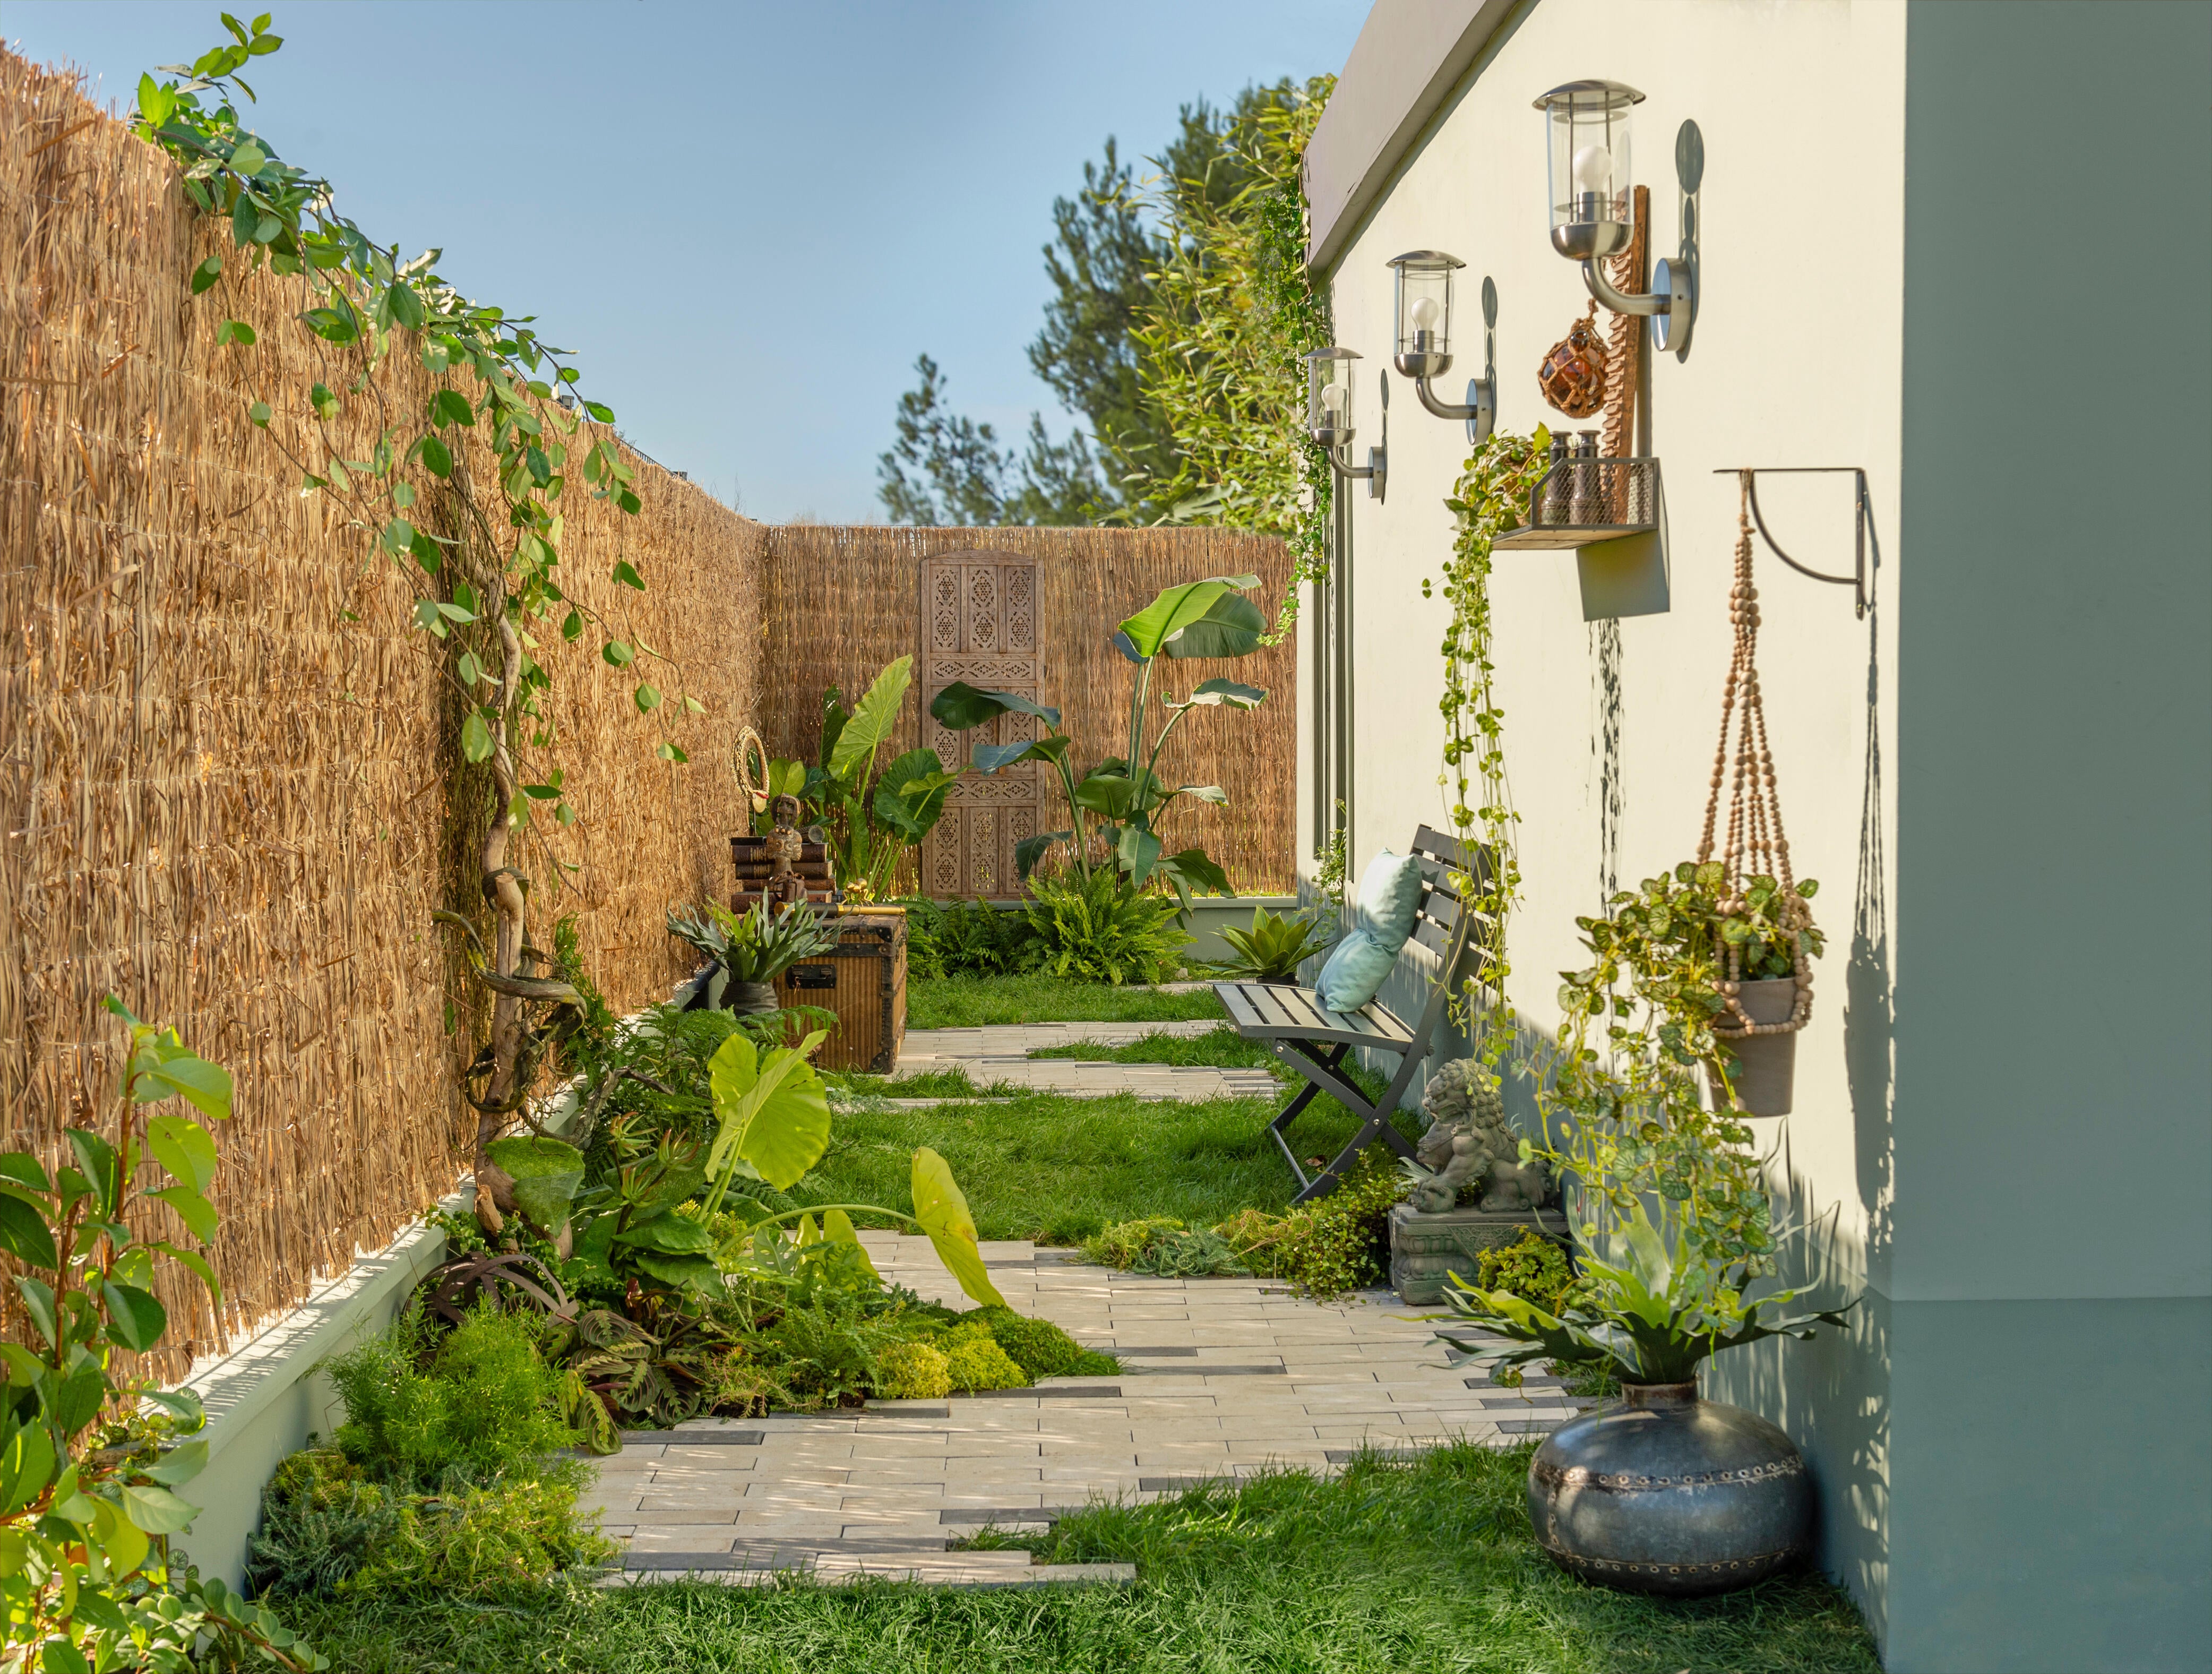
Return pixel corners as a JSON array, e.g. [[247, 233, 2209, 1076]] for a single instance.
[[667, 898, 839, 1014], [927, 573, 1268, 916]]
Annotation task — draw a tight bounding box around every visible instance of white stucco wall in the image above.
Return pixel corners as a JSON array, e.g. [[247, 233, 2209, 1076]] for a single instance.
[[1301, 0, 1906, 1635]]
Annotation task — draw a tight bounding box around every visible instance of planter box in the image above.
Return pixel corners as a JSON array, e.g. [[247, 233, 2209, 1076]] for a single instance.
[[775, 912, 907, 1074], [1387, 1203, 1561, 1305]]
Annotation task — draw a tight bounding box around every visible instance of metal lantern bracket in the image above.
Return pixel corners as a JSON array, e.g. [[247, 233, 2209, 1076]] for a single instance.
[[1715, 467, 1879, 618]]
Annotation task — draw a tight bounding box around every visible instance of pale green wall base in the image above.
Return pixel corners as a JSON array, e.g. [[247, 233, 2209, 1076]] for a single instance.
[[1882, 1295, 2211, 1672], [175, 1200, 460, 1590]]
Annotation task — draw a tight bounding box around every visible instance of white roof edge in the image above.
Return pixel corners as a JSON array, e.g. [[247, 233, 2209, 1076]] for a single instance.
[[1304, 0, 1526, 274]]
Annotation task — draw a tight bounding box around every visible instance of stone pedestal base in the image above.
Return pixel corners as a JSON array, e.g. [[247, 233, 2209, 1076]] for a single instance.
[[1388, 1204, 1558, 1305]]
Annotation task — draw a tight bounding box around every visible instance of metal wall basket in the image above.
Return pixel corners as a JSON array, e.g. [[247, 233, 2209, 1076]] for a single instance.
[[1494, 456, 1660, 548]]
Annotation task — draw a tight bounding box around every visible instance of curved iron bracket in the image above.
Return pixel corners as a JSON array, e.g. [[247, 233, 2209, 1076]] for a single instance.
[[1714, 466, 1878, 619]]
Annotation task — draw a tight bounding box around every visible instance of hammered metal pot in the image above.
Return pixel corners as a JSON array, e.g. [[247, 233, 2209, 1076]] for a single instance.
[[1527, 1381, 1812, 1596], [1705, 976, 1799, 1116]]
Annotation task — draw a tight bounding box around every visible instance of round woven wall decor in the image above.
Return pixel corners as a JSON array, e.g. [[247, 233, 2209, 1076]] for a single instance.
[[1537, 303, 1609, 419]]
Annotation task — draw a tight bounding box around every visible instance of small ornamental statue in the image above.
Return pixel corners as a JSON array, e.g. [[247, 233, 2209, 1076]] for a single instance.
[[761, 793, 809, 909], [1410, 1059, 1552, 1215]]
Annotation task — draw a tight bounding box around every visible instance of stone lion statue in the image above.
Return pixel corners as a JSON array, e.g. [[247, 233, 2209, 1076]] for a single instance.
[[1410, 1058, 1552, 1215]]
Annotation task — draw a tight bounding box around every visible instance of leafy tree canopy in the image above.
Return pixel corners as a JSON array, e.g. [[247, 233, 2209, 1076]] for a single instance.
[[877, 80, 1326, 529]]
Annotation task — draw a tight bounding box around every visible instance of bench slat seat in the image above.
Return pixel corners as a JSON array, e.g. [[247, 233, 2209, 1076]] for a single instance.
[[1213, 826, 1491, 1205]]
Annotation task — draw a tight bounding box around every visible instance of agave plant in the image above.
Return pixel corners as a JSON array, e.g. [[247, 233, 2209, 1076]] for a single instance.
[[667, 899, 838, 1010], [1210, 904, 1336, 984]]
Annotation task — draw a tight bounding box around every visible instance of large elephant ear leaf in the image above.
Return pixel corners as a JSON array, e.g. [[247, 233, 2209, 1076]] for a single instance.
[[1117, 574, 1262, 659], [828, 656, 914, 780], [909, 1147, 1005, 1308], [822, 1208, 882, 1281], [484, 1137, 587, 1237], [709, 1031, 832, 1191], [930, 683, 1061, 733]]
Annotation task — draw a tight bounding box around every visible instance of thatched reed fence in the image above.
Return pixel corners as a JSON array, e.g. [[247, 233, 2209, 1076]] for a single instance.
[[759, 525, 1294, 898], [0, 48, 1290, 1366]]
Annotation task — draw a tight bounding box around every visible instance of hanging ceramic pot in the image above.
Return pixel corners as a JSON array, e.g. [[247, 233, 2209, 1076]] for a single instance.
[[1527, 1380, 1813, 1596]]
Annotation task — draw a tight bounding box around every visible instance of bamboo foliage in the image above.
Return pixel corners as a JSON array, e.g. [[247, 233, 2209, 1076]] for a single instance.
[[0, 50, 1289, 1368]]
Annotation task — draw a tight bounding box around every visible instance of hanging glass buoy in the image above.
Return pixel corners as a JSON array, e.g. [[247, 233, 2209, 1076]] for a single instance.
[[1536, 302, 1609, 419]]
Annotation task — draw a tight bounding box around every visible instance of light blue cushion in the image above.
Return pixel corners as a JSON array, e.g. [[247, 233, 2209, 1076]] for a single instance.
[[1314, 851, 1424, 1012]]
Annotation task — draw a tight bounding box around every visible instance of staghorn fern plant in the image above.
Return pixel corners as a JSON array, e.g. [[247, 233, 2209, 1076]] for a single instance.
[[667, 899, 839, 1010]]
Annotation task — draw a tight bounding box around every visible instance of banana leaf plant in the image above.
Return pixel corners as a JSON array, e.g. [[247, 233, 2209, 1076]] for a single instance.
[[927, 574, 1268, 915], [768, 656, 962, 901], [1432, 1200, 1856, 1386]]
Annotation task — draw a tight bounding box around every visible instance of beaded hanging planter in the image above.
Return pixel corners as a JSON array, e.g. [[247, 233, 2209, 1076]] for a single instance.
[[1537, 303, 1609, 419], [1696, 476, 1819, 1116]]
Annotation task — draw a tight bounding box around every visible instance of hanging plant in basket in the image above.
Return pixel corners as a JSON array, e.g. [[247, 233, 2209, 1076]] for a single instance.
[[1557, 476, 1825, 1115]]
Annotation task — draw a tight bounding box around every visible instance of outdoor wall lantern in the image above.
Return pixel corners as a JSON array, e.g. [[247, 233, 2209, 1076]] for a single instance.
[[1304, 347, 1384, 500], [1536, 79, 1694, 354], [1385, 251, 1494, 445]]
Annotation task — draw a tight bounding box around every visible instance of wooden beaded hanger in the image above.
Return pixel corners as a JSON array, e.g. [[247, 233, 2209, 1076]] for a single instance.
[[1697, 474, 1814, 1041]]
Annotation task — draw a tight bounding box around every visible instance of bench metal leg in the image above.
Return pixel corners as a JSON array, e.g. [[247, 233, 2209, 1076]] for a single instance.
[[1266, 1041, 1421, 1206]]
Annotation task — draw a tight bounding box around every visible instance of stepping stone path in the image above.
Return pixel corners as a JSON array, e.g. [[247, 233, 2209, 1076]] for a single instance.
[[890, 1019, 1280, 1102], [592, 1232, 1596, 1588]]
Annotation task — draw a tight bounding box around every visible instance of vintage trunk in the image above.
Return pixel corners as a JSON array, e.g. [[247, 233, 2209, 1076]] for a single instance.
[[774, 912, 908, 1074]]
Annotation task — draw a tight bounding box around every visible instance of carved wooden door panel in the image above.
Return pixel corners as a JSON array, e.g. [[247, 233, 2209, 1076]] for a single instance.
[[919, 553, 1041, 899]]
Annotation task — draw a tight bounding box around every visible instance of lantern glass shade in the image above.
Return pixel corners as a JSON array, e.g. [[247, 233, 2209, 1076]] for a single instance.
[[1388, 251, 1464, 377], [1538, 79, 1641, 258], [1304, 348, 1359, 447]]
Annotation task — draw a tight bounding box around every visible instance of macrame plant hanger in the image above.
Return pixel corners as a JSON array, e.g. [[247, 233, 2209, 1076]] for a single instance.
[[1697, 473, 1815, 1049]]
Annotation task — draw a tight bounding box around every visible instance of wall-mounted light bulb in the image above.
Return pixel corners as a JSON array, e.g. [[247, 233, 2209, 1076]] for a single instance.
[[1408, 296, 1441, 331], [1571, 143, 1612, 191], [1319, 381, 1348, 414]]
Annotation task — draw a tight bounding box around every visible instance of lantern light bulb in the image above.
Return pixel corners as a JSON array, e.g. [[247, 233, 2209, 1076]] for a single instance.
[[1409, 296, 1441, 330], [1319, 382, 1348, 413], [1571, 143, 1612, 192]]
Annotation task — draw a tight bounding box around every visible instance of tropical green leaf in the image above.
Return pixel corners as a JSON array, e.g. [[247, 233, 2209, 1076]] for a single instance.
[[821, 1208, 881, 1281], [909, 1147, 1005, 1309], [0, 1199, 56, 1274], [827, 656, 913, 782], [928, 682, 1060, 732], [1116, 575, 1261, 659], [119, 1483, 200, 1535], [706, 1030, 831, 1192], [102, 1282, 167, 1353]]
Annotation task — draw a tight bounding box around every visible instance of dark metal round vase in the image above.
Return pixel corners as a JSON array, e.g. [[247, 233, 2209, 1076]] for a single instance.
[[1527, 1381, 1812, 1596]]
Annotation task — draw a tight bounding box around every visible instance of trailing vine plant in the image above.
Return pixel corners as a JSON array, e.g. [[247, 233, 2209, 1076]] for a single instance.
[[1428, 428, 1551, 1080], [128, 15, 703, 1229]]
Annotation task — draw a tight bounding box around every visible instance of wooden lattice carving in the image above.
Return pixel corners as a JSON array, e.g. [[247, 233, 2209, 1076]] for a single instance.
[[919, 552, 1042, 898]]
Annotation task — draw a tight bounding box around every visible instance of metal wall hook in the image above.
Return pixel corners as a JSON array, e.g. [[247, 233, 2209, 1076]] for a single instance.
[[1713, 467, 1878, 617]]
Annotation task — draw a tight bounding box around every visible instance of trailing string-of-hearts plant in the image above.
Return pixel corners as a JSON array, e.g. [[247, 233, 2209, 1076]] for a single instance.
[[129, 16, 707, 1231], [0, 1002, 327, 1668], [1428, 428, 1552, 1079]]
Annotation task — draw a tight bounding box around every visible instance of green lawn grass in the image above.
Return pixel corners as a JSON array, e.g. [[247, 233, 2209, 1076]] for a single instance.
[[282, 1440, 1880, 1673], [793, 1086, 1407, 1246], [907, 974, 1225, 1030]]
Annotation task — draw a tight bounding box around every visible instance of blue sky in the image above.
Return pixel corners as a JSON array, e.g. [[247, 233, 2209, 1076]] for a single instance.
[[5, 1, 1366, 522]]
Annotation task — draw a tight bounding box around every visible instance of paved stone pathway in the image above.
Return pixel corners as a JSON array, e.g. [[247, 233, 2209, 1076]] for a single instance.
[[890, 1019, 1280, 1102], [591, 1232, 1592, 1587]]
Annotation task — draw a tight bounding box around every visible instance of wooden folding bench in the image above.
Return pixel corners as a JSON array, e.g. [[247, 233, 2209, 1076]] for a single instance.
[[1215, 826, 1488, 1205]]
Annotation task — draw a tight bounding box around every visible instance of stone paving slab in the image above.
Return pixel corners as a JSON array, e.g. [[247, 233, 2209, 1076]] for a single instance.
[[889, 1019, 1279, 1103], [593, 1234, 1596, 1589]]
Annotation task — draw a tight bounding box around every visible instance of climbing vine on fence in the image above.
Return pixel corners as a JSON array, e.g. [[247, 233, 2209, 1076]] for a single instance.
[[128, 12, 697, 1223], [1431, 427, 1550, 1079]]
